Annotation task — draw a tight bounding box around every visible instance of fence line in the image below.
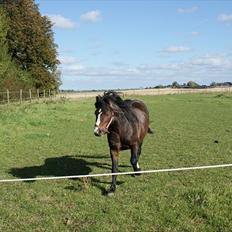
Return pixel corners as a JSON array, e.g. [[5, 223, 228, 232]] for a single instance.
[[0, 89, 57, 104], [0, 163, 232, 183], [0, 87, 232, 104]]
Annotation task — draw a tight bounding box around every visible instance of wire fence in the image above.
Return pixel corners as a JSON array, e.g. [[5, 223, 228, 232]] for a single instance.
[[1, 87, 232, 104], [0, 89, 57, 104], [0, 163, 232, 183]]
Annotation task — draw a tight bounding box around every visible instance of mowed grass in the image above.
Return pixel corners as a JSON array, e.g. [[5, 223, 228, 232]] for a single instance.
[[0, 93, 232, 231]]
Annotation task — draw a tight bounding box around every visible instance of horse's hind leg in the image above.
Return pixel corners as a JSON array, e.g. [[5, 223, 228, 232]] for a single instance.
[[130, 143, 142, 175]]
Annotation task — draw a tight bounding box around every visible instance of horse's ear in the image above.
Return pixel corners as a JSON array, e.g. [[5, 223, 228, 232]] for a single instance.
[[95, 95, 101, 108], [96, 95, 100, 102]]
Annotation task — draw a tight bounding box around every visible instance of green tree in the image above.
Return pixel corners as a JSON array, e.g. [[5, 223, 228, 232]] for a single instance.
[[187, 81, 200, 88], [0, 7, 32, 90], [171, 81, 180, 88], [1, 0, 60, 90]]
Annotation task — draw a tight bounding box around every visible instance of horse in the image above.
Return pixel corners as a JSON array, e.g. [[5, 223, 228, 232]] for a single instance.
[[94, 91, 153, 195]]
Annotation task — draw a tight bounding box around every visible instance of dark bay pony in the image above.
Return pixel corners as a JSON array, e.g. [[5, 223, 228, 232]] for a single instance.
[[94, 91, 153, 195]]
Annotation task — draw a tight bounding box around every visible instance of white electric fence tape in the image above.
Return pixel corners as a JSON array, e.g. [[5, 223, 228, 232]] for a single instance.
[[0, 163, 232, 183]]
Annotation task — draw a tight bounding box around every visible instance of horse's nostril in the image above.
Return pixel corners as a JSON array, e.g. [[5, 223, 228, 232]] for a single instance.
[[94, 127, 100, 136]]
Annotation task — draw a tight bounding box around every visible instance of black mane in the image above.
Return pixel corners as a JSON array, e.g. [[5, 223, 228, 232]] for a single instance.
[[95, 91, 129, 110], [103, 91, 124, 106]]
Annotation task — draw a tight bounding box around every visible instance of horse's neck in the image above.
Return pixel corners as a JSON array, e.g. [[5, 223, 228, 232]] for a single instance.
[[111, 111, 131, 132], [110, 102, 135, 131]]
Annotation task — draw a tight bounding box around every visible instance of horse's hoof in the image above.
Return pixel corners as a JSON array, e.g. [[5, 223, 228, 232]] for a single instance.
[[107, 191, 115, 197], [105, 186, 116, 196], [134, 168, 142, 176], [135, 172, 141, 176]]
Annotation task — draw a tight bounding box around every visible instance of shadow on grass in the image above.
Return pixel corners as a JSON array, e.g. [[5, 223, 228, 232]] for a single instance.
[[9, 155, 125, 195], [77, 154, 131, 168]]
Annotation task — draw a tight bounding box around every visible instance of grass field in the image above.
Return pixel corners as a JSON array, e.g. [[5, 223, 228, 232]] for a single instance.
[[0, 93, 232, 231]]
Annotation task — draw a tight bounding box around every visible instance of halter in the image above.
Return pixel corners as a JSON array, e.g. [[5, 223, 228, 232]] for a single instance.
[[105, 116, 114, 133], [94, 110, 114, 135]]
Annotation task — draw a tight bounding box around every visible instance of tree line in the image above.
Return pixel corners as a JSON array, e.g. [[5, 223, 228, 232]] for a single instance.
[[0, 0, 60, 91], [150, 81, 232, 89]]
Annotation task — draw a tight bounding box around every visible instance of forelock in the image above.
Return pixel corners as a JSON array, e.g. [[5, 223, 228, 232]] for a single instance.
[[95, 96, 107, 110]]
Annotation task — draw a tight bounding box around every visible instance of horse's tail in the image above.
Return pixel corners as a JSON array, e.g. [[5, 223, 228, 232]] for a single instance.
[[148, 127, 154, 134]]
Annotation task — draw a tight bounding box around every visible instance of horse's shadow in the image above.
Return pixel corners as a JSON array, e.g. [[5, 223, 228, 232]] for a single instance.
[[9, 155, 127, 195]]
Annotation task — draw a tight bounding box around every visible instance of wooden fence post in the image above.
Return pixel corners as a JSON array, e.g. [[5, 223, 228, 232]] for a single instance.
[[20, 89, 22, 103], [48, 89, 51, 98], [29, 89, 32, 102], [37, 89, 40, 99], [7, 89, 9, 104], [43, 89, 46, 98]]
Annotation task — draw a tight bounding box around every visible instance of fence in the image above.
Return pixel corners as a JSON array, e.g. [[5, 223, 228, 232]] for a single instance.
[[0, 89, 57, 104], [1, 87, 232, 104], [1, 163, 232, 183]]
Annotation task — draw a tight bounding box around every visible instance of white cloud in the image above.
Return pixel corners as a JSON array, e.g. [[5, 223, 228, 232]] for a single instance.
[[47, 14, 75, 29], [62, 61, 183, 78], [60, 52, 232, 90], [80, 10, 101, 23], [163, 46, 191, 53], [177, 6, 198, 13], [59, 56, 79, 65], [218, 14, 232, 23], [191, 55, 227, 66], [190, 31, 200, 36], [61, 54, 232, 78], [63, 65, 137, 77], [65, 64, 85, 72]]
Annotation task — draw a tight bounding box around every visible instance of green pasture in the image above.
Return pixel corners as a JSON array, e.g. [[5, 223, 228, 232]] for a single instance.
[[0, 93, 232, 231]]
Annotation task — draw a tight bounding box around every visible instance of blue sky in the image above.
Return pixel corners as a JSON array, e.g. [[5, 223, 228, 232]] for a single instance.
[[36, 0, 232, 90]]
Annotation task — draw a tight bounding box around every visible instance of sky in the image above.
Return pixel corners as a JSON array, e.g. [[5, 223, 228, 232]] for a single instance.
[[36, 0, 232, 90]]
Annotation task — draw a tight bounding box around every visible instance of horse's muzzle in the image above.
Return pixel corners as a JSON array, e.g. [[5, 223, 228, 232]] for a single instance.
[[94, 127, 102, 136], [94, 127, 108, 136]]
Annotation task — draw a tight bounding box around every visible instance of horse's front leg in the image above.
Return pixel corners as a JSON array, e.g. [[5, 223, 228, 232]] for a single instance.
[[107, 149, 119, 195]]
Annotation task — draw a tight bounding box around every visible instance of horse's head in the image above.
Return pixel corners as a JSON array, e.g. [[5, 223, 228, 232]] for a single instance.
[[94, 95, 115, 136]]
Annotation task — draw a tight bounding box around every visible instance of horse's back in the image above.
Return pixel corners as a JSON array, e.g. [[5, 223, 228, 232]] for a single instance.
[[131, 100, 149, 114], [123, 99, 148, 112], [125, 99, 150, 141]]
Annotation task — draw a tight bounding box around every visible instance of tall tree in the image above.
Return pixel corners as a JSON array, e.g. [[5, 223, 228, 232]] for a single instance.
[[1, 0, 60, 90], [0, 7, 32, 90]]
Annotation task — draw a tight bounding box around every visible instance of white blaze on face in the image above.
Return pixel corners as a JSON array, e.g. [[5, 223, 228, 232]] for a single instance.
[[95, 109, 102, 126], [94, 109, 102, 134]]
